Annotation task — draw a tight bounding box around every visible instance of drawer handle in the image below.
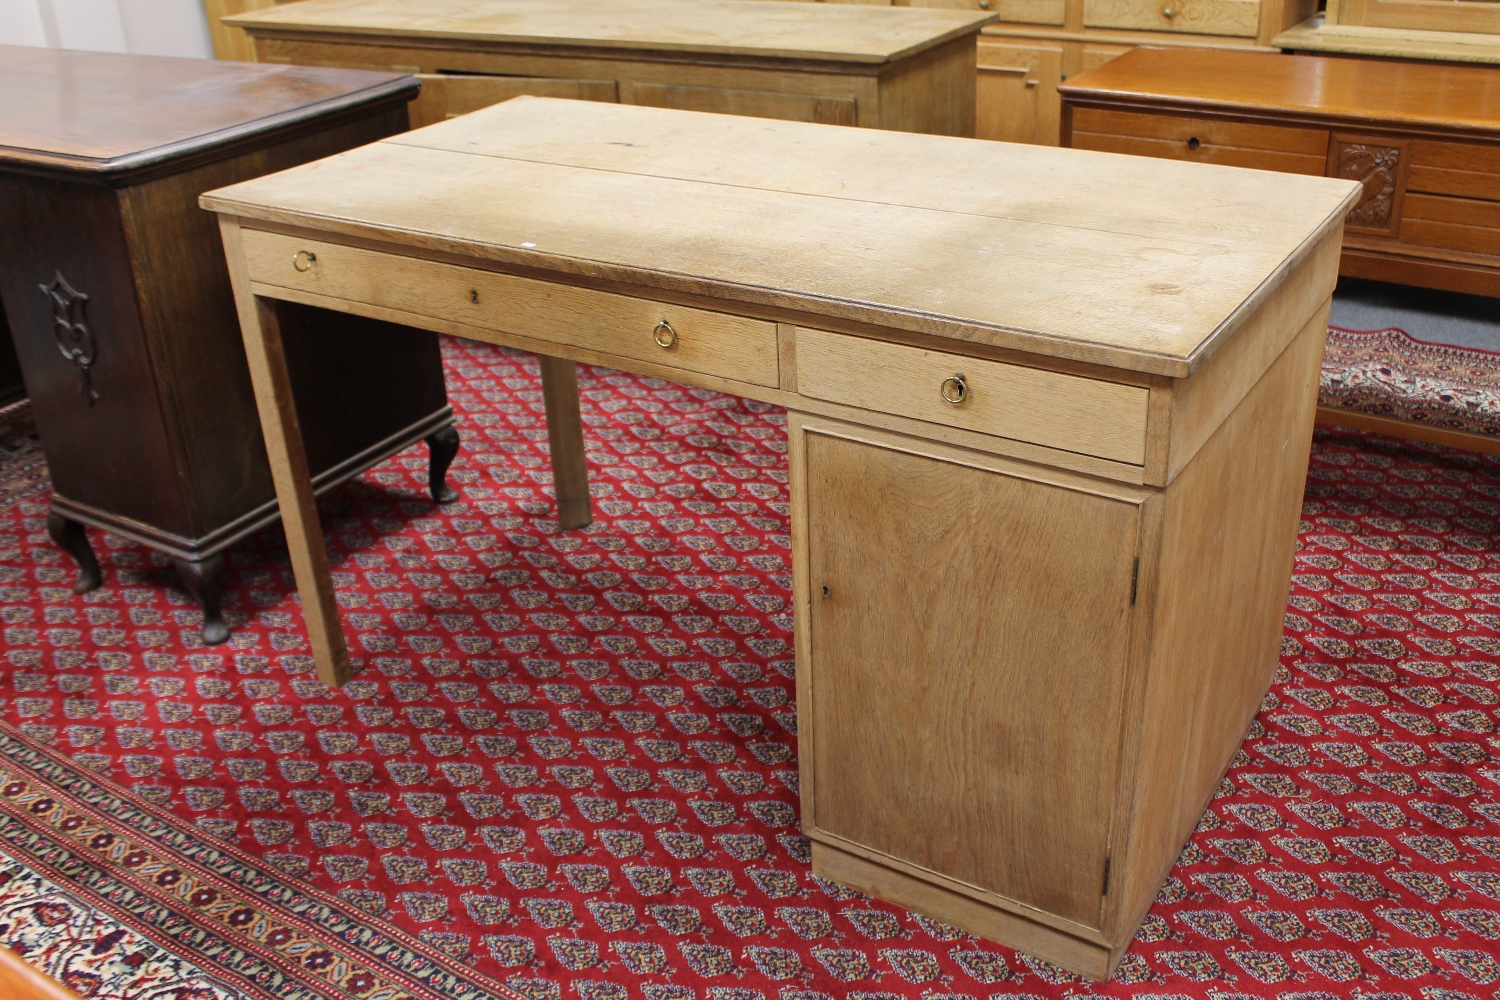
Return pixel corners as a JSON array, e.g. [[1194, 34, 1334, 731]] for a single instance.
[[1162, 6, 1176, 16], [292, 250, 317, 272], [653, 320, 677, 349], [940, 373, 968, 405], [1187, 137, 1201, 151]]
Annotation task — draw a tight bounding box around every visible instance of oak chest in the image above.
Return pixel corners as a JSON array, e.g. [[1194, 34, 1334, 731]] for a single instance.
[[1061, 47, 1500, 294]]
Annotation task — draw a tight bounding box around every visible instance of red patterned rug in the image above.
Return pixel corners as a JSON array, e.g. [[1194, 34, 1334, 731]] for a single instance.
[[0, 335, 1499, 999], [1320, 326, 1500, 436]]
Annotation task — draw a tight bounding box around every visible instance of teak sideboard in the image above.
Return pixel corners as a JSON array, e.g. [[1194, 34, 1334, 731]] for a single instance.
[[223, 0, 994, 135], [0, 46, 456, 644], [1062, 48, 1500, 295], [202, 97, 1358, 978]]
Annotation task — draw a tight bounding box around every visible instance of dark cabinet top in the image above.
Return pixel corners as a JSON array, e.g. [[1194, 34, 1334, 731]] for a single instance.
[[0, 45, 417, 182]]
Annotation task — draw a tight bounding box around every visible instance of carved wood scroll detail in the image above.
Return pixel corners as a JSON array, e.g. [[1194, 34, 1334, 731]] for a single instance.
[[39, 271, 99, 405], [1335, 142, 1402, 231]]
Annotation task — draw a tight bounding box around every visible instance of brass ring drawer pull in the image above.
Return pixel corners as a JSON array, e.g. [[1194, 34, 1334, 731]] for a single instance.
[[940, 373, 967, 404], [653, 320, 677, 349], [293, 250, 317, 272]]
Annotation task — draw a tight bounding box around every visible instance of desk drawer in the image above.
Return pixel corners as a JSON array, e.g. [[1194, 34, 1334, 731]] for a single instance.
[[795, 328, 1148, 465], [1400, 193, 1500, 258], [1070, 108, 1328, 175], [241, 229, 781, 388]]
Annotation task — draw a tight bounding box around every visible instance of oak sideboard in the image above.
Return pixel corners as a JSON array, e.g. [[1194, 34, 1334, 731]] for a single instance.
[[224, 0, 995, 135], [1062, 47, 1500, 296]]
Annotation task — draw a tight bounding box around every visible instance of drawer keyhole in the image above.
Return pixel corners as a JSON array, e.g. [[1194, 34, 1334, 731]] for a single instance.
[[940, 373, 968, 405], [1187, 137, 1202, 151]]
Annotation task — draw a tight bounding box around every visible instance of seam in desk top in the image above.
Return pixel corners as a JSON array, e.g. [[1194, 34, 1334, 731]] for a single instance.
[[376, 137, 1333, 258]]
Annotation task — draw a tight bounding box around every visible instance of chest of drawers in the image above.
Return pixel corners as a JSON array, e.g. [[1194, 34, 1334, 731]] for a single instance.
[[1061, 47, 1500, 294]]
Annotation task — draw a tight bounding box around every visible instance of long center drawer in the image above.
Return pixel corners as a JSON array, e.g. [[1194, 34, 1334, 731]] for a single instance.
[[1070, 107, 1329, 176], [240, 228, 781, 389]]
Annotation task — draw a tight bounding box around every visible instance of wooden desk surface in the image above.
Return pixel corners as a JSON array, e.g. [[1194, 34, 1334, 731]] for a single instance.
[[223, 0, 995, 65], [202, 98, 1356, 377], [1060, 47, 1500, 136], [0, 44, 415, 180]]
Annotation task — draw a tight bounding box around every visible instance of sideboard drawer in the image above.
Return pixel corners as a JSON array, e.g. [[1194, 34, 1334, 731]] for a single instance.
[[409, 74, 618, 128], [1409, 139, 1500, 202], [795, 327, 1148, 465], [1071, 107, 1328, 175], [241, 229, 781, 388], [1082, 0, 1258, 36], [1401, 193, 1500, 257]]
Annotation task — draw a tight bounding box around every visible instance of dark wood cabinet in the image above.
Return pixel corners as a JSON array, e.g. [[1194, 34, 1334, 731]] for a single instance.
[[0, 46, 456, 643]]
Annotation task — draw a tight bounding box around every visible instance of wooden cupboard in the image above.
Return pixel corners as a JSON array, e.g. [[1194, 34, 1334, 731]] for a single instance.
[[787, 0, 1320, 144]]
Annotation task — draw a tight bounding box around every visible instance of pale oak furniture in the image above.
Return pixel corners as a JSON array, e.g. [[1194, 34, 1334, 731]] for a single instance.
[[221, 0, 994, 134], [1062, 48, 1500, 298], [202, 97, 1358, 979], [0, 46, 457, 645]]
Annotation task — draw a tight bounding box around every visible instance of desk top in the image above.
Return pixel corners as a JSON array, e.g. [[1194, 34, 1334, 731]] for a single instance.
[[0, 45, 415, 182], [1060, 47, 1500, 136], [224, 0, 996, 66], [201, 98, 1358, 377]]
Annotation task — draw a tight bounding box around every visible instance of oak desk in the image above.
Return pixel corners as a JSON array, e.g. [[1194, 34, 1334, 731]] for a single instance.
[[203, 98, 1358, 979], [223, 0, 993, 134]]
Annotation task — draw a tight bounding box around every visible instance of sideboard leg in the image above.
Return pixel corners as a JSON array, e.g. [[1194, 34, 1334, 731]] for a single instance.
[[171, 553, 228, 645], [46, 510, 102, 595], [425, 424, 460, 504], [538, 354, 593, 530]]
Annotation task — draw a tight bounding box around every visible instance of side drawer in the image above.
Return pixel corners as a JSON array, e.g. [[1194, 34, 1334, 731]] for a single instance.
[[1069, 107, 1329, 175], [795, 327, 1148, 465], [1409, 139, 1500, 202], [241, 229, 781, 388], [1400, 193, 1500, 258], [1082, 0, 1258, 36]]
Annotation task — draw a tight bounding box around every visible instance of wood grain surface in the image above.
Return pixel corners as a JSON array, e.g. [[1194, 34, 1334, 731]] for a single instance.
[[1059, 46, 1500, 135], [0, 44, 415, 180], [201, 97, 1360, 378], [801, 420, 1140, 928], [224, 0, 995, 63]]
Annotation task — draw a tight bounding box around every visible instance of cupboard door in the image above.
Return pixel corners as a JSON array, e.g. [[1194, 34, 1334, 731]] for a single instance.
[[409, 75, 618, 128], [624, 82, 857, 126], [976, 40, 1063, 144], [802, 428, 1139, 928]]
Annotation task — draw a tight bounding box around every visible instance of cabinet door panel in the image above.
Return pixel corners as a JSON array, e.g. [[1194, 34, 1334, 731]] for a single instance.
[[804, 430, 1138, 928], [977, 40, 1063, 144], [409, 75, 618, 128], [625, 82, 857, 125]]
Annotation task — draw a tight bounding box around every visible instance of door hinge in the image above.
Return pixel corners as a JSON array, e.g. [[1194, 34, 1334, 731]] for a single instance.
[[1102, 857, 1112, 896], [1130, 559, 1139, 606]]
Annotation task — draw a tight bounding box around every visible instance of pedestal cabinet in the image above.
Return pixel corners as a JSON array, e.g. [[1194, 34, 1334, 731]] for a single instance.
[[0, 46, 456, 643]]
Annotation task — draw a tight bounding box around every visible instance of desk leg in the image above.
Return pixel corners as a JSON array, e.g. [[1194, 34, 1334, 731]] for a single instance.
[[538, 355, 593, 530], [237, 293, 353, 687]]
